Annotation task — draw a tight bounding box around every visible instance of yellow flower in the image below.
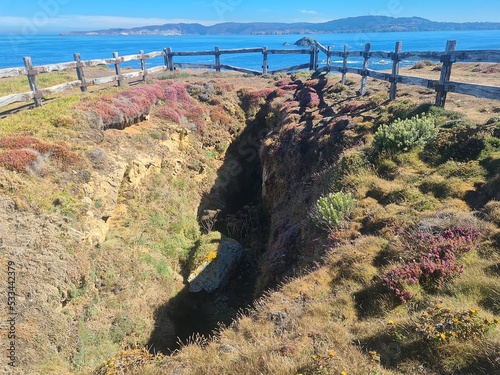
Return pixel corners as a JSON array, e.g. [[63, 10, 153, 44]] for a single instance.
[[436, 304, 442, 309], [205, 251, 217, 261], [452, 318, 459, 323], [440, 333, 446, 340], [341, 372, 348, 375], [470, 308, 478, 314], [311, 355, 317, 360], [329, 350, 335, 357], [451, 331, 457, 337], [388, 320, 394, 325]]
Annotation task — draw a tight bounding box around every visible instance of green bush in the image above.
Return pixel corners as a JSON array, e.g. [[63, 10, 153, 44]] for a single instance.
[[311, 192, 356, 231], [373, 115, 438, 153]]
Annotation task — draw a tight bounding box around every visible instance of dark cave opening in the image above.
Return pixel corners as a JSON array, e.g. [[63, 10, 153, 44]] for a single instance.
[[148, 113, 271, 353]]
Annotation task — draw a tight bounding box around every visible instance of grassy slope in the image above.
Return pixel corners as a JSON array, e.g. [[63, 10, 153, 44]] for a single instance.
[[116, 72, 499, 375], [0, 72, 265, 374], [0, 68, 499, 375]]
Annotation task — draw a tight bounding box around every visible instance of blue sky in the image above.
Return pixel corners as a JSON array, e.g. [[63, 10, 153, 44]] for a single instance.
[[0, 0, 499, 33]]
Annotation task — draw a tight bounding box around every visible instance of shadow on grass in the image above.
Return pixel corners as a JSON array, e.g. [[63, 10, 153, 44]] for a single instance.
[[147, 90, 271, 354]]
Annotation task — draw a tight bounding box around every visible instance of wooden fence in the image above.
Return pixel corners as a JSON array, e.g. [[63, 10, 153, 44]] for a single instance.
[[1, 40, 499, 111]]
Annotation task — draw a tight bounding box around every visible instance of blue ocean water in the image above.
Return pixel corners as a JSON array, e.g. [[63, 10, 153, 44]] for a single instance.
[[0, 30, 499, 71]]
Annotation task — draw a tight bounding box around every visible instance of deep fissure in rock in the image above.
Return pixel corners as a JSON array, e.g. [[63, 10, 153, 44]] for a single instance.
[[148, 115, 270, 353]]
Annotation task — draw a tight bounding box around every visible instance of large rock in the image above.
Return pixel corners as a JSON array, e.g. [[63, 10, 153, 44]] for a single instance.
[[294, 36, 317, 46], [187, 237, 243, 293]]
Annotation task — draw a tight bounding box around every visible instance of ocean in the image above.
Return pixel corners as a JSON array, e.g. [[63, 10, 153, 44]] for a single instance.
[[1, 30, 499, 72]]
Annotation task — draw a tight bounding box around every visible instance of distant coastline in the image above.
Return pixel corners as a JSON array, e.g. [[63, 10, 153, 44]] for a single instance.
[[61, 16, 500, 36]]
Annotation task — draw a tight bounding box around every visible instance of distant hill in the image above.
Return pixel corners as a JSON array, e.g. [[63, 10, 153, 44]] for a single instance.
[[62, 16, 500, 36]]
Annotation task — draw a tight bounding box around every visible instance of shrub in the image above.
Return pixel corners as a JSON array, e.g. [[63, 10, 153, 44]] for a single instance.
[[373, 114, 437, 153], [339, 100, 375, 114], [486, 116, 500, 125], [0, 135, 78, 173], [482, 201, 500, 226], [311, 192, 356, 231], [415, 305, 497, 343], [0, 149, 39, 173], [381, 226, 482, 303], [295, 86, 321, 108], [411, 60, 435, 69], [429, 125, 486, 163]]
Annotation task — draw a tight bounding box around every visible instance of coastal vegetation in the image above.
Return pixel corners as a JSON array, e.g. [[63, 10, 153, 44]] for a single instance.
[[0, 65, 498, 375]]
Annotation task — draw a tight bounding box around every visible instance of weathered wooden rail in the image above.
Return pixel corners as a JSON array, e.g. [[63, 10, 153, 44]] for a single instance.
[[316, 40, 500, 106], [0, 40, 499, 110]]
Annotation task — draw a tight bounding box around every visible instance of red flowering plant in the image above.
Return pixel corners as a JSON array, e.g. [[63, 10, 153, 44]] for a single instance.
[[381, 226, 481, 303]]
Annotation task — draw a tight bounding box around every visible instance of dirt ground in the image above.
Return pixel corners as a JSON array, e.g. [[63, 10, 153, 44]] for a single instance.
[[387, 62, 500, 123]]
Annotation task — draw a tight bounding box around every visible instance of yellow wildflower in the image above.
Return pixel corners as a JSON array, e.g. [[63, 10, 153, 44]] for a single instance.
[[341, 372, 348, 375], [453, 318, 459, 323], [451, 331, 457, 337], [205, 251, 217, 261], [311, 355, 317, 360], [329, 350, 335, 357], [440, 333, 446, 340], [388, 320, 394, 325], [470, 308, 478, 314]]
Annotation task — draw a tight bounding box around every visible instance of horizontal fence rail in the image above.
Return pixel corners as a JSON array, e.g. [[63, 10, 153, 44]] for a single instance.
[[0, 40, 499, 111]]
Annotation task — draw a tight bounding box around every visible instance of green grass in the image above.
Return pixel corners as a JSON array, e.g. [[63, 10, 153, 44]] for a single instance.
[[0, 94, 82, 138], [72, 320, 119, 372], [0, 70, 79, 96]]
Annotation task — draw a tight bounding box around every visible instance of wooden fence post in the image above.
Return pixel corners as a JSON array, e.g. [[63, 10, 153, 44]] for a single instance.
[[262, 46, 268, 74], [139, 50, 147, 81], [73, 53, 88, 92], [435, 40, 457, 107], [23, 56, 42, 107], [163, 48, 169, 70], [341, 44, 348, 85], [113, 52, 122, 87], [359, 43, 371, 95], [314, 45, 319, 70], [309, 46, 315, 70], [326, 46, 332, 72], [215, 46, 221, 73], [165, 47, 174, 71], [390, 41, 403, 100]]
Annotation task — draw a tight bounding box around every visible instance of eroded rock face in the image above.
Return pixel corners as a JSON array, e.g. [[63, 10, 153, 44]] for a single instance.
[[126, 156, 161, 187], [82, 155, 161, 246], [188, 237, 243, 293]]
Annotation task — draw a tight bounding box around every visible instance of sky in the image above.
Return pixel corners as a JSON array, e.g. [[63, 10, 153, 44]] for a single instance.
[[0, 0, 499, 34]]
